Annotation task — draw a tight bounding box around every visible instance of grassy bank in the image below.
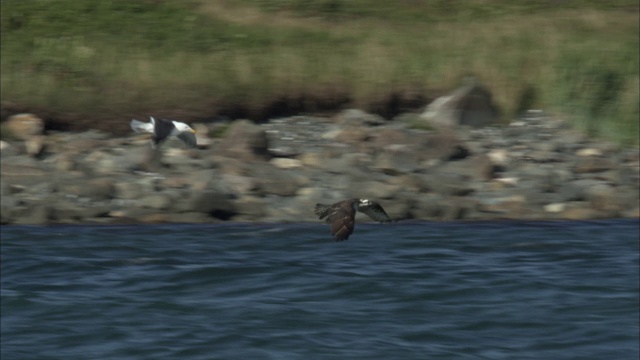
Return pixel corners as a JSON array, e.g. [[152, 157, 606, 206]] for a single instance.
[[1, 0, 638, 144]]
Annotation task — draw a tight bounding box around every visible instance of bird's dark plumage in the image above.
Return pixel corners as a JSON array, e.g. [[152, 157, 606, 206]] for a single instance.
[[152, 117, 177, 145], [315, 198, 392, 241]]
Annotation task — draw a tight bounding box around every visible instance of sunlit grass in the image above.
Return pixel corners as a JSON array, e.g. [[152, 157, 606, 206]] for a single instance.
[[1, 0, 638, 144]]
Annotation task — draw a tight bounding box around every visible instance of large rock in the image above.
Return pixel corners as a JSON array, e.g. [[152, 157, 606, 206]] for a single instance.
[[559, 204, 607, 220], [248, 163, 302, 197], [368, 128, 415, 149], [217, 120, 270, 160], [345, 180, 401, 200], [475, 194, 531, 219], [0, 195, 19, 224], [373, 145, 421, 175], [561, 179, 607, 202], [436, 154, 496, 181], [25, 135, 46, 157], [584, 183, 627, 214], [334, 109, 385, 126], [13, 204, 54, 225], [83, 148, 145, 175], [51, 200, 111, 223], [0, 140, 19, 157], [3, 113, 44, 140], [330, 126, 371, 145], [59, 177, 115, 200], [410, 193, 476, 220], [418, 131, 469, 163], [573, 157, 615, 173], [175, 190, 237, 220], [113, 181, 143, 200], [1, 161, 48, 189], [420, 78, 499, 128], [138, 194, 173, 210], [409, 193, 446, 219], [233, 195, 269, 221], [219, 174, 257, 194], [168, 212, 215, 224]]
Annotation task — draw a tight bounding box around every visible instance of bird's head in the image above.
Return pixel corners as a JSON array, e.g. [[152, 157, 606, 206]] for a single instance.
[[175, 122, 196, 134], [357, 199, 372, 208]]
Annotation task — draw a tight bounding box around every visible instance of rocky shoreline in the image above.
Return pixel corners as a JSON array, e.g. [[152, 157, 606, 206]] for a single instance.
[[1, 109, 638, 225]]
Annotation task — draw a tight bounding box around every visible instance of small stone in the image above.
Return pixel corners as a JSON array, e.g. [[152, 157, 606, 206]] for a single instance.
[[270, 158, 303, 169], [108, 210, 127, 218], [491, 177, 519, 188], [487, 149, 510, 166], [576, 148, 603, 157], [544, 203, 566, 213]]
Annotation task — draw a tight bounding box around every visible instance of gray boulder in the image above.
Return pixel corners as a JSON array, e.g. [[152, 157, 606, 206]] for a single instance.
[[59, 177, 115, 200], [418, 131, 469, 163], [373, 145, 421, 175], [420, 172, 476, 196], [410, 193, 476, 220], [138, 194, 173, 210], [233, 195, 269, 221], [345, 179, 401, 200], [334, 109, 386, 126], [420, 78, 499, 128], [114, 181, 144, 200], [573, 157, 615, 173], [217, 120, 270, 160], [436, 154, 496, 181]]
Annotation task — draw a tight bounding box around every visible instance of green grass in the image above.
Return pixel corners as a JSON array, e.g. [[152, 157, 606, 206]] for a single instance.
[[1, 0, 638, 144]]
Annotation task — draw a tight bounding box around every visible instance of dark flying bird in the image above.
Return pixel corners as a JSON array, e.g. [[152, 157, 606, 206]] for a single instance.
[[314, 198, 392, 241], [131, 116, 197, 148]]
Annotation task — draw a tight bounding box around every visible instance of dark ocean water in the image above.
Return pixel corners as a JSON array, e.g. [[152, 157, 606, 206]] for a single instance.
[[1, 220, 638, 360]]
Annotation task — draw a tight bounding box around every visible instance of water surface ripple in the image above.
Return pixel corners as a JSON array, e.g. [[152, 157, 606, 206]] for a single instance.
[[2, 220, 638, 359]]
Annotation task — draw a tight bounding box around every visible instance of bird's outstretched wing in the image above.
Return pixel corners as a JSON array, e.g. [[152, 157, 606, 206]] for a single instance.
[[314, 203, 333, 220], [130, 119, 153, 133], [315, 202, 356, 241], [329, 211, 355, 241], [176, 131, 197, 148], [358, 201, 392, 222]]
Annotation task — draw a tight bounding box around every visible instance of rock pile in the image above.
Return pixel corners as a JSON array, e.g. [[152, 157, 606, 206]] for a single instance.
[[1, 109, 638, 225]]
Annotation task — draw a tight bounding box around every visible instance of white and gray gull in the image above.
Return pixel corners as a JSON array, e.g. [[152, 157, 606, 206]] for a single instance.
[[130, 116, 197, 148]]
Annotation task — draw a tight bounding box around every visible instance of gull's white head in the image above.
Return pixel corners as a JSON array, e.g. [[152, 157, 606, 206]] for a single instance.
[[174, 122, 196, 134], [358, 199, 371, 206]]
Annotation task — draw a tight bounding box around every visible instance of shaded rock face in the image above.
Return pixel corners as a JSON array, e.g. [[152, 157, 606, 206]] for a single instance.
[[0, 108, 637, 225], [420, 79, 499, 128]]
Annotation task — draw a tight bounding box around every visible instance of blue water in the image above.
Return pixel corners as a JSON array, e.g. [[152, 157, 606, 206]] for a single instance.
[[1, 220, 638, 360]]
